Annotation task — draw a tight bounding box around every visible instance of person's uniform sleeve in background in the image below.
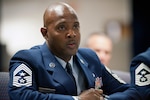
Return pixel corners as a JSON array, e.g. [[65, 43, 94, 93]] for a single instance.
[[130, 47, 150, 100]]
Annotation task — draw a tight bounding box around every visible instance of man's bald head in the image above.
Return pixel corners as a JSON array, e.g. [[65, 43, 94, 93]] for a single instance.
[[43, 2, 78, 27]]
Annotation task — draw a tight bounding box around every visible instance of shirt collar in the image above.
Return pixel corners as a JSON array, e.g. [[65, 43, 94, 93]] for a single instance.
[[55, 56, 73, 69]]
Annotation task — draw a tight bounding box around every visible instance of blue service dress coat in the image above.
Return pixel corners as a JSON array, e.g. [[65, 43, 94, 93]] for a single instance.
[[130, 47, 150, 100], [8, 43, 141, 100]]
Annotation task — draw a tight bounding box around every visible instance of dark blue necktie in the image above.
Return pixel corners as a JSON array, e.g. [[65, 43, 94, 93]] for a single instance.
[[66, 62, 76, 83], [66, 62, 77, 94]]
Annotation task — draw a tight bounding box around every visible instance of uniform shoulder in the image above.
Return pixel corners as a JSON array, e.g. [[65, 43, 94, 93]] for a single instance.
[[78, 47, 96, 54], [77, 47, 100, 61], [11, 45, 42, 60], [132, 48, 150, 66]]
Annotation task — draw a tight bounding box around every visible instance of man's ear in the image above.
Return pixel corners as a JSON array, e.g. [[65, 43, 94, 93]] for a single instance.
[[41, 27, 48, 40]]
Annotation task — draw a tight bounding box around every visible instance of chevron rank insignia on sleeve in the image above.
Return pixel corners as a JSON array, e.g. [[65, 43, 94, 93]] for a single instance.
[[13, 63, 32, 87], [135, 63, 150, 86]]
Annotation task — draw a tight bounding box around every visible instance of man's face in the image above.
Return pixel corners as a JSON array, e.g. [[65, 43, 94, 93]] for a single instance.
[[87, 35, 112, 66], [44, 5, 80, 61]]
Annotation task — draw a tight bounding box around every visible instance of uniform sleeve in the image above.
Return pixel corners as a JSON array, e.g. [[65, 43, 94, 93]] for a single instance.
[[78, 48, 142, 100], [130, 48, 150, 100], [130, 59, 150, 100], [101, 66, 142, 100], [8, 50, 74, 100]]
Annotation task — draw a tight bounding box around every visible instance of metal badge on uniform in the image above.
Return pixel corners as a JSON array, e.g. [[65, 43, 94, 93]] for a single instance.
[[80, 59, 85, 64], [135, 63, 150, 86], [92, 73, 95, 78], [13, 63, 32, 87], [49, 62, 55, 68]]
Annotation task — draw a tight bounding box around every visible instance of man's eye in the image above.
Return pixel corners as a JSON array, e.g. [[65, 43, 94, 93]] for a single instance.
[[73, 23, 80, 30], [57, 25, 66, 31]]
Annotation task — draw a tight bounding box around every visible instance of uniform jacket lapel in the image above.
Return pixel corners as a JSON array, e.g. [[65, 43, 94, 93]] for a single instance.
[[40, 43, 77, 95], [75, 53, 95, 88]]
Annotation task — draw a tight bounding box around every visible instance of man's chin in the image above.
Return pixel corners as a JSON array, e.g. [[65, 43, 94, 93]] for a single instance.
[[68, 50, 77, 56]]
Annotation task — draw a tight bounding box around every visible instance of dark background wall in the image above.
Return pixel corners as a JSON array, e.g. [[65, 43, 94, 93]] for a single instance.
[[131, 0, 150, 57], [0, 0, 10, 72], [0, 44, 10, 71]]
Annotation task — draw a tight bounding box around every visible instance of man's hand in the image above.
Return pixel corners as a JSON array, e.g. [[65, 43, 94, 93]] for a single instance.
[[78, 88, 104, 100]]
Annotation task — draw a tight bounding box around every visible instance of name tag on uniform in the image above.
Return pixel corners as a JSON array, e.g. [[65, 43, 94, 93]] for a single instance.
[[38, 87, 56, 93]]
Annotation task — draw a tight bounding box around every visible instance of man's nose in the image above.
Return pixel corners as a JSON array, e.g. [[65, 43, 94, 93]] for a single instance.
[[67, 30, 76, 38]]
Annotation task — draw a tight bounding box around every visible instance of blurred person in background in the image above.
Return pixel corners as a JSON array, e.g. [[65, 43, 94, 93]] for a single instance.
[[86, 32, 112, 67], [130, 47, 150, 100], [86, 32, 131, 83]]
